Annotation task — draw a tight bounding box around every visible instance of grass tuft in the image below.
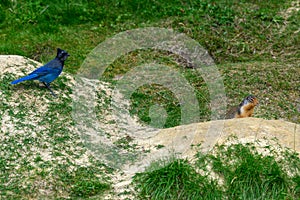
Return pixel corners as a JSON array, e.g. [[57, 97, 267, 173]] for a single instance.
[[133, 158, 222, 200], [134, 140, 300, 199]]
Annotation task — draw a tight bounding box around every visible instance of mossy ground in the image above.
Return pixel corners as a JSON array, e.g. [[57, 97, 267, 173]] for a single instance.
[[0, 0, 299, 199]]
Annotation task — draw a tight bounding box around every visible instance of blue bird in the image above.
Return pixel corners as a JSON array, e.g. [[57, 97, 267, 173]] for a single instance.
[[11, 48, 70, 97]]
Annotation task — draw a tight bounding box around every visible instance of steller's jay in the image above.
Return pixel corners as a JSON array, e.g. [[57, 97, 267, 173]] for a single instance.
[[11, 48, 70, 97]]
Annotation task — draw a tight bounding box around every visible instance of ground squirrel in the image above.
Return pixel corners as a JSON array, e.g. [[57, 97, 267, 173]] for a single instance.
[[226, 95, 259, 119]]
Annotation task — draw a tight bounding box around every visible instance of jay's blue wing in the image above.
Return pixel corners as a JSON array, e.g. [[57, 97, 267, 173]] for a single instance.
[[11, 66, 54, 84], [10, 48, 70, 96]]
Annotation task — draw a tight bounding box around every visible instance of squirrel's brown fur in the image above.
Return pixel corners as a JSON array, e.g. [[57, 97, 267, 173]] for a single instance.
[[226, 95, 259, 119]]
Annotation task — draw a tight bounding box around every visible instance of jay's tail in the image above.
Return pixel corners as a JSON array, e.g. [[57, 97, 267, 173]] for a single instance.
[[11, 74, 38, 84]]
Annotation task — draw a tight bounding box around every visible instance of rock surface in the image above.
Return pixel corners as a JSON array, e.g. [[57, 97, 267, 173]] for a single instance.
[[1, 55, 299, 199], [141, 117, 299, 159]]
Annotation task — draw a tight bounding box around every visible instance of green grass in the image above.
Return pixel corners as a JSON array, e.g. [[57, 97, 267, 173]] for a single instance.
[[0, 0, 299, 199], [0, 0, 299, 126], [205, 143, 290, 199], [133, 140, 300, 199], [0, 73, 112, 199], [220, 61, 299, 123], [104, 51, 299, 127], [0, 0, 299, 69], [133, 158, 222, 200]]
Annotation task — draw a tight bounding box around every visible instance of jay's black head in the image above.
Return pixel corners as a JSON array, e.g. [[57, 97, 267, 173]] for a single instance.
[[56, 48, 70, 62]]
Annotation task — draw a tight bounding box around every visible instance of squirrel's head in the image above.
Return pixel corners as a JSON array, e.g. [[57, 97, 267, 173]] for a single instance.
[[236, 95, 259, 117], [244, 95, 259, 106]]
